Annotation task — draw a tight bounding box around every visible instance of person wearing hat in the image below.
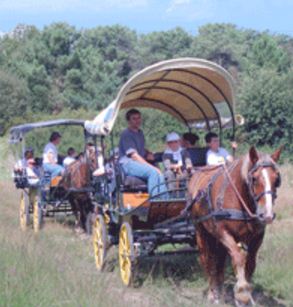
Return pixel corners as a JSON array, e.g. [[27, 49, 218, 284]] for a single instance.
[[163, 132, 192, 192], [43, 131, 64, 177]]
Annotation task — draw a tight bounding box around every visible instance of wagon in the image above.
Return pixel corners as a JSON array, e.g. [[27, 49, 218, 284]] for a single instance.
[[9, 119, 94, 232], [86, 58, 241, 285]]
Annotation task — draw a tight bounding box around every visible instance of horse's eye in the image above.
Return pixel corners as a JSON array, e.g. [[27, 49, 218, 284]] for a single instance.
[[252, 177, 257, 184]]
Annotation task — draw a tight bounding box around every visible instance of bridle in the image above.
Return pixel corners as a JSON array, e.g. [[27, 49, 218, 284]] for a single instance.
[[247, 161, 281, 209], [220, 159, 281, 223]]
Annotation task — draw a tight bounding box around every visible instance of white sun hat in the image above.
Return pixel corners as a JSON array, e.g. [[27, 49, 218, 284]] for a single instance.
[[166, 132, 181, 142]]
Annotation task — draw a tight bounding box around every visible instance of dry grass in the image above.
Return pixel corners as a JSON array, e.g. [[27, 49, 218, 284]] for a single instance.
[[0, 137, 293, 307]]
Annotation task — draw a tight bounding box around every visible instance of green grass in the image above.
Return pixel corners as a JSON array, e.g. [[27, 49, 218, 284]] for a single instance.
[[0, 136, 293, 307]]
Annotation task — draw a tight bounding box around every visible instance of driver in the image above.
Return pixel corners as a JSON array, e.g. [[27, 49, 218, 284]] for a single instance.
[[119, 109, 167, 197], [43, 131, 64, 177]]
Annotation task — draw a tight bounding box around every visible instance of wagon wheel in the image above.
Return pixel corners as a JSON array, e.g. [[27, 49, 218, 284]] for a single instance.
[[32, 190, 42, 233], [93, 214, 108, 271], [19, 190, 30, 231], [119, 222, 137, 286]]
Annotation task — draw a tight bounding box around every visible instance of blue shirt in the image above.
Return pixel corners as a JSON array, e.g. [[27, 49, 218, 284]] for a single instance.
[[119, 128, 146, 163]]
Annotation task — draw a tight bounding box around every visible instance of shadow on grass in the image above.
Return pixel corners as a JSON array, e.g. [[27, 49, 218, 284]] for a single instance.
[[136, 248, 203, 285]]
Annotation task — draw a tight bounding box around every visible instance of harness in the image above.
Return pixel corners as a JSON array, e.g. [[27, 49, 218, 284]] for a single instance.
[[185, 160, 280, 224], [247, 161, 280, 206]]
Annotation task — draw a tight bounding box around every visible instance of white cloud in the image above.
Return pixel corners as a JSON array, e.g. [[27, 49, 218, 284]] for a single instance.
[[0, 0, 149, 12]]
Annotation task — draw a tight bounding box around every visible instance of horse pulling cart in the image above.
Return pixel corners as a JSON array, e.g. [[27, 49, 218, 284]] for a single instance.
[[86, 58, 240, 286], [9, 119, 95, 233]]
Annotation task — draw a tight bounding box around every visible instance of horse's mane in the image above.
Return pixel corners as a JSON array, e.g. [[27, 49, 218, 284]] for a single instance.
[[240, 152, 277, 183]]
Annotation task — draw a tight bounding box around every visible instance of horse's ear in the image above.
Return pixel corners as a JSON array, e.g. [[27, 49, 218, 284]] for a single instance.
[[271, 145, 284, 162], [249, 146, 259, 165]]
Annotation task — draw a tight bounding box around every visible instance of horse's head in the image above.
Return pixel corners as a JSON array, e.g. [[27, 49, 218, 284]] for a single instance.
[[86, 145, 98, 171], [246, 146, 283, 224]]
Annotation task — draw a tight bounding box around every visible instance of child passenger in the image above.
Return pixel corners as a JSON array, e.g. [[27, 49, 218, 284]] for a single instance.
[[162, 132, 192, 191], [63, 147, 77, 167]]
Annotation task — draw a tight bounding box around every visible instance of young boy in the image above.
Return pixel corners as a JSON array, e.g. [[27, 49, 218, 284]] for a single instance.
[[163, 132, 192, 191], [205, 132, 236, 165], [63, 147, 77, 168]]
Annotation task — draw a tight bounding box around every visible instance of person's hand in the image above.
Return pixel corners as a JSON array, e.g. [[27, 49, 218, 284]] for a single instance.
[[231, 141, 238, 150]]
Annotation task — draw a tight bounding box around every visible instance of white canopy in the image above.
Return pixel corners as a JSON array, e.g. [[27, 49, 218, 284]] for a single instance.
[[85, 58, 236, 135]]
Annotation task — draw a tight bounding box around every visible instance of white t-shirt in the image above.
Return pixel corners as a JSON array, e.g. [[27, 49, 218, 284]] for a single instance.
[[206, 148, 230, 166], [163, 147, 183, 167], [63, 156, 75, 167], [43, 142, 58, 164], [26, 167, 39, 185]]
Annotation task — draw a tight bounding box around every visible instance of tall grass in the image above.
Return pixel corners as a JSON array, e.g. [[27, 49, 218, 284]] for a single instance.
[[0, 136, 293, 306]]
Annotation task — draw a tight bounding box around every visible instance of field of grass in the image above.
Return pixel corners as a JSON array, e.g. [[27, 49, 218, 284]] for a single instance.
[[0, 136, 293, 307]]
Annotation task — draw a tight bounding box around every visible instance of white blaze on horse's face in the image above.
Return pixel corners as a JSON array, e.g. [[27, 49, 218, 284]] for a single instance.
[[259, 169, 274, 224]]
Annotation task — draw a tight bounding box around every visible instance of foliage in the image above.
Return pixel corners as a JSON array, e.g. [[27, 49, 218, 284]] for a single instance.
[[0, 22, 293, 155]]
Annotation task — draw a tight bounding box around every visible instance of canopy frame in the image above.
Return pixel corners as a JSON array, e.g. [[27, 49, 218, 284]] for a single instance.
[[84, 58, 237, 138]]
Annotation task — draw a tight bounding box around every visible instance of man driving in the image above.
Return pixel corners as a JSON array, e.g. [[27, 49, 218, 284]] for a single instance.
[[119, 109, 167, 197], [43, 131, 64, 177]]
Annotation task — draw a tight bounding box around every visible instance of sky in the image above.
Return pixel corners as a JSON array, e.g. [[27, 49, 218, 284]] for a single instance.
[[0, 0, 293, 35]]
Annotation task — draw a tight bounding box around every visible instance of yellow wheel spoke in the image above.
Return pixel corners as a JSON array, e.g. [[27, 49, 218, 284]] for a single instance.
[[119, 223, 135, 286], [92, 215, 107, 270]]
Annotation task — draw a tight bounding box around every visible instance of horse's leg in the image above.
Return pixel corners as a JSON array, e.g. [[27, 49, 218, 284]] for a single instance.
[[69, 195, 79, 228], [78, 194, 88, 232], [246, 232, 265, 282], [197, 225, 225, 304], [220, 231, 253, 306]]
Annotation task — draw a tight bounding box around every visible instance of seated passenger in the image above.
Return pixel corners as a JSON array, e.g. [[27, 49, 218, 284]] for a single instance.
[[205, 132, 235, 166], [119, 109, 167, 197], [43, 131, 64, 177], [163, 132, 192, 191], [14, 147, 34, 171], [181, 132, 208, 166], [63, 147, 76, 168], [26, 158, 40, 185]]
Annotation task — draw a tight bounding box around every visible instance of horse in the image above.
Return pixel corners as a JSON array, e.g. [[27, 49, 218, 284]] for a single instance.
[[61, 145, 98, 234], [188, 146, 282, 306]]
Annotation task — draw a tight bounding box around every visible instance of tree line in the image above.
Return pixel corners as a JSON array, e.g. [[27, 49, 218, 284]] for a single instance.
[[0, 23, 293, 156]]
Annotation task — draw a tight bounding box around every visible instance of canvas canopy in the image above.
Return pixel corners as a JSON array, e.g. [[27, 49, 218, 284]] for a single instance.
[[9, 119, 85, 144], [85, 58, 236, 136]]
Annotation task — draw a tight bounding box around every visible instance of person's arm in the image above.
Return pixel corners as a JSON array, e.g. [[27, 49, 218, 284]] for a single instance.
[[47, 151, 56, 164], [223, 148, 233, 163], [184, 151, 193, 172]]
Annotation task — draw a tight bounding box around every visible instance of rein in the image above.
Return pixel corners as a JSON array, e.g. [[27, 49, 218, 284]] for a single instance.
[[223, 163, 258, 219]]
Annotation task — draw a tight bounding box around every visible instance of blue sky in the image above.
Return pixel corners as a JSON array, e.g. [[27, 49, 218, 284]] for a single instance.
[[1, 0, 293, 35]]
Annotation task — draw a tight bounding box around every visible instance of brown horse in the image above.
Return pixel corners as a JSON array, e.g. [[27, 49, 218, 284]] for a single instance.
[[188, 146, 282, 306], [61, 145, 97, 233]]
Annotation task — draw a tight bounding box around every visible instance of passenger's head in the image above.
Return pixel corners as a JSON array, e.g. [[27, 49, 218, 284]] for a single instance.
[[205, 132, 219, 151], [67, 147, 76, 157], [182, 132, 199, 148], [126, 109, 142, 130], [49, 131, 61, 145], [24, 147, 34, 160], [166, 132, 181, 152]]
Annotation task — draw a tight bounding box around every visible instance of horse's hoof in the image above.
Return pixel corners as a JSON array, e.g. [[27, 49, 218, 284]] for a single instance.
[[207, 289, 220, 304], [234, 284, 254, 306]]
